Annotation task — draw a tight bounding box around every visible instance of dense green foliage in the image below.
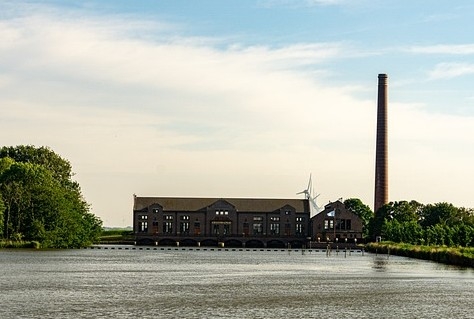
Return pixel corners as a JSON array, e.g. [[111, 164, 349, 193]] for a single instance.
[[343, 198, 373, 238], [0, 145, 102, 248], [372, 201, 474, 247], [101, 228, 133, 237], [340, 197, 473, 248]]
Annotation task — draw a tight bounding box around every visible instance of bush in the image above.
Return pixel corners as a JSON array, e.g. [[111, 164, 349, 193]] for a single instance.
[[365, 242, 474, 268]]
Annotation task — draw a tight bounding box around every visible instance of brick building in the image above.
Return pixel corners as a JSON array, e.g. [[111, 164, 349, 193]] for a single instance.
[[311, 200, 363, 244], [133, 196, 311, 248]]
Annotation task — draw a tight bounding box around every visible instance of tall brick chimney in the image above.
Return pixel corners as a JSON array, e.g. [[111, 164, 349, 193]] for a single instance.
[[374, 73, 388, 213]]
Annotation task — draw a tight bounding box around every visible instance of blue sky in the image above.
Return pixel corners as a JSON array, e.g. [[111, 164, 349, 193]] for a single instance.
[[1, 0, 473, 226]]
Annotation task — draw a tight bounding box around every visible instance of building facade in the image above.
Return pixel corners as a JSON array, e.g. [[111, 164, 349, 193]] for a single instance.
[[133, 196, 311, 248], [311, 200, 363, 244]]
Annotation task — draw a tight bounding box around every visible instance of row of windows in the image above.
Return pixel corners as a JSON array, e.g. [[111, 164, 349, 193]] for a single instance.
[[324, 219, 352, 230], [140, 215, 191, 220], [139, 214, 304, 221], [138, 221, 305, 234], [150, 209, 295, 215]]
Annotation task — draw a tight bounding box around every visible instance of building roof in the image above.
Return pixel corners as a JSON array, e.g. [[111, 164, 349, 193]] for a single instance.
[[311, 200, 362, 222], [133, 196, 309, 213]]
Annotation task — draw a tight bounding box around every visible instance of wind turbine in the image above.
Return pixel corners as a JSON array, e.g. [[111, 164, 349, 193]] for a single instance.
[[297, 174, 322, 217]]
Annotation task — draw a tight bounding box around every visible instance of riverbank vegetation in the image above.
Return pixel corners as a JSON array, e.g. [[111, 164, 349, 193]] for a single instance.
[[0, 239, 41, 249], [354, 199, 474, 267], [100, 228, 134, 244], [0, 145, 102, 248], [369, 201, 474, 247], [345, 198, 474, 248], [366, 242, 474, 267]]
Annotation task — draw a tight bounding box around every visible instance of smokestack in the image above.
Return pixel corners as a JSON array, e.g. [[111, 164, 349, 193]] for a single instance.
[[374, 73, 388, 213]]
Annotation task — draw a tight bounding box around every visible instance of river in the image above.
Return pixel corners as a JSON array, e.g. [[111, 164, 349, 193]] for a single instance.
[[1, 246, 473, 318]]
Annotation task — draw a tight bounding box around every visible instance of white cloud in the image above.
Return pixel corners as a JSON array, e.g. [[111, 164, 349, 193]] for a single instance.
[[0, 8, 372, 225], [258, 0, 349, 8], [429, 62, 474, 79], [409, 44, 474, 55], [1, 4, 473, 225]]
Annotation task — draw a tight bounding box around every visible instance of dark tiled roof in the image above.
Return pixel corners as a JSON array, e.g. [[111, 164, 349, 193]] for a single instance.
[[311, 200, 362, 222], [134, 196, 309, 213]]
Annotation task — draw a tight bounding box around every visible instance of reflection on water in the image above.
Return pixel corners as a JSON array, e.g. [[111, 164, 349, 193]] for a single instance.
[[0, 247, 473, 319], [372, 256, 389, 271]]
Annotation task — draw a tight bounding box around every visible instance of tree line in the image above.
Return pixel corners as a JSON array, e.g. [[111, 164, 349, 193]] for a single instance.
[[345, 198, 474, 247], [0, 145, 102, 248], [2, 145, 472, 249]]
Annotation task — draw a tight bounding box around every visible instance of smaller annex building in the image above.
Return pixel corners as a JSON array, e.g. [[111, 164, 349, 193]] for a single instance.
[[133, 195, 311, 248], [311, 200, 363, 244]]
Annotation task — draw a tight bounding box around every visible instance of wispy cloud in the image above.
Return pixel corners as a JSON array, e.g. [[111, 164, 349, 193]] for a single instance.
[[258, 0, 348, 8], [2, 2, 474, 225], [0, 7, 370, 160], [429, 62, 474, 79], [230, 43, 344, 66], [408, 44, 474, 55]]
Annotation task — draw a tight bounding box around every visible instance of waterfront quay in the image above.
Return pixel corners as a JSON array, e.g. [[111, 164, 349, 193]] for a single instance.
[[86, 244, 365, 257]]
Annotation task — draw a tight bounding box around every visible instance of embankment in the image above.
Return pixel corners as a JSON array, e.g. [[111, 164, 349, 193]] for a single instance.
[[0, 240, 41, 249], [366, 242, 474, 268]]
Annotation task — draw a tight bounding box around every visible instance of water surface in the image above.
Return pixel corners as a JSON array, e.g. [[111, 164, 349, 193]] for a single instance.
[[1, 247, 473, 318]]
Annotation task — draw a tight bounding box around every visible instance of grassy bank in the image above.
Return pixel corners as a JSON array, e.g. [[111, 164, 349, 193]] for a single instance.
[[0, 229, 134, 248], [366, 242, 474, 268], [99, 229, 135, 244], [0, 240, 41, 249]]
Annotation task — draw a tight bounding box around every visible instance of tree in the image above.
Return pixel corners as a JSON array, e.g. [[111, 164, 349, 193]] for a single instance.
[[0, 157, 14, 237], [458, 207, 474, 227], [369, 200, 423, 241], [368, 198, 473, 247], [0, 193, 4, 237], [343, 198, 373, 239], [381, 219, 424, 244], [0, 145, 73, 184], [0, 145, 102, 247], [420, 202, 462, 228]]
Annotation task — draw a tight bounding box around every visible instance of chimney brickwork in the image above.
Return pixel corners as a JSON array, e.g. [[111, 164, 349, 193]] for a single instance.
[[374, 73, 388, 213]]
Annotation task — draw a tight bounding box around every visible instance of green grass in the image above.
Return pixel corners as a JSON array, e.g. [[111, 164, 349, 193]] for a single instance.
[[99, 229, 134, 243], [366, 242, 474, 267], [0, 229, 134, 248], [0, 240, 41, 249]]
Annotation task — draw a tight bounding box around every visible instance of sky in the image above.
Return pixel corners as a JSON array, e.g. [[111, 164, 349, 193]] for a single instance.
[[1, 0, 474, 227]]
